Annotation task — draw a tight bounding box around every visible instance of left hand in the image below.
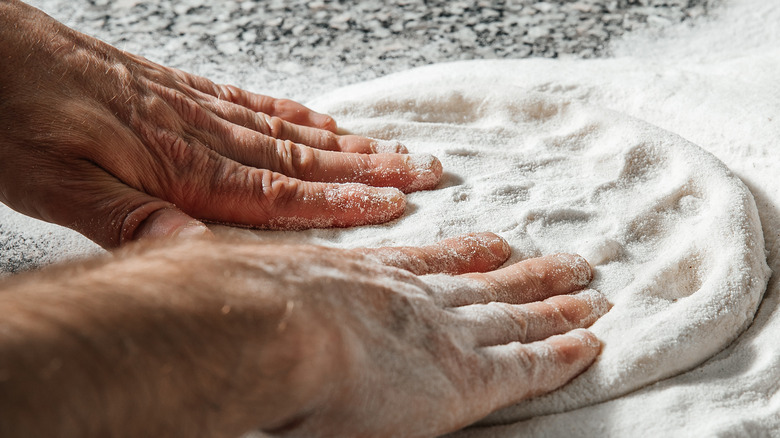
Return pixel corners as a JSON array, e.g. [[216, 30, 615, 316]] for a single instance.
[[0, 0, 441, 248]]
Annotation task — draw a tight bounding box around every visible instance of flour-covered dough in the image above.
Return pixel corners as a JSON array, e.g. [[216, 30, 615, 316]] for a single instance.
[[216, 64, 770, 420]]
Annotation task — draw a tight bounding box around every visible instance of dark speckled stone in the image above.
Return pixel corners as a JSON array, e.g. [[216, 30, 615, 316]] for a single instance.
[[27, 0, 717, 101]]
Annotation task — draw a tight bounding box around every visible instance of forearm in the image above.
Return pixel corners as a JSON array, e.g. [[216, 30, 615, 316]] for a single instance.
[[0, 240, 327, 437], [0, 0, 124, 108], [0, 0, 66, 86]]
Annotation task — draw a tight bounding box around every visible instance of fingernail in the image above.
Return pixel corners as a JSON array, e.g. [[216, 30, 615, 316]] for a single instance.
[[573, 254, 594, 286], [403, 154, 443, 192], [311, 112, 337, 131], [567, 328, 602, 350], [371, 139, 409, 154], [324, 184, 406, 224], [555, 253, 593, 287], [373, 186, 407, 213], [175, 222, 213, 239], [573, 289, 612, 319], [472, 232, 511, 261]]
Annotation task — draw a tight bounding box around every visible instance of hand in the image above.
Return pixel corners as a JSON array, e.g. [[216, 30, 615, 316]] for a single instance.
[[0, 1, 441, 248], [0, 233, 608, 437], [275, 235, 608, 437]]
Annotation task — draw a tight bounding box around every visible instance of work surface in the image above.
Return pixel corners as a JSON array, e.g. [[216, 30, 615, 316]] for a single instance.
[[4, 0, 780, 436]]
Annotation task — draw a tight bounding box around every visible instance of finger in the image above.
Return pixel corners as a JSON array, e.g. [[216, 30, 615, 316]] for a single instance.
[[133, 207, 214, 242], [462, 253, 593, 305], [258, 181, 407, 230], [106, 127, 408, 230], [39, 162, 212, 248], [353, 232, 510, 275], [144, 83, 429, 191], [204, 101, 408, 154], [478, 329, 601, 407], [430, 253, 593, 307], [210, 126, 441, 192], [452, 289, 610, 347], [174, 71, 338, 132], [167, 152, 408, 229], [225, 89, 337, 132]]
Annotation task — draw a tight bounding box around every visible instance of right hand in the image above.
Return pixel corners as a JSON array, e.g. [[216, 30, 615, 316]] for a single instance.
[[0, 232, 608, 438], [270, 234, 608, 437]]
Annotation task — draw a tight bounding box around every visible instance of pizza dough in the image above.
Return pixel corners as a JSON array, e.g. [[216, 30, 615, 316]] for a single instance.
[[216, 64, 770, 420]]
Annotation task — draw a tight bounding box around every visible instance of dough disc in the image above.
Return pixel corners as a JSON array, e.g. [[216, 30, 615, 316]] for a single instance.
[[218, 64, 770, 421]]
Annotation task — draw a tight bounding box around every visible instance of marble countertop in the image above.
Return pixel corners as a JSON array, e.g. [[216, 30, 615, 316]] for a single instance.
[[28, 0, 716, 101]]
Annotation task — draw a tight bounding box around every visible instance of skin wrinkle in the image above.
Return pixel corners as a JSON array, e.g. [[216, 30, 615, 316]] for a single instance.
[[291, 140, 317, 180], [263, 113, 284, 139], [221, 104, 362, 155], [484, 301, 531, 344], [273, 139, 299, 178], [371, 139, 408, 154], [118, 200, 174, 245]]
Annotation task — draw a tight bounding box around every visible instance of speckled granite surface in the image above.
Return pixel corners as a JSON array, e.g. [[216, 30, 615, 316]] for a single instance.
[[27, 0, 717, 101]]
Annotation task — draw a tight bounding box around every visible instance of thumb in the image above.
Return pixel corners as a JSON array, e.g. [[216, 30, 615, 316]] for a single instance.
[[131, 206, 213, 243], [43, 166, 213, 248], [354, 232, 511, 275]]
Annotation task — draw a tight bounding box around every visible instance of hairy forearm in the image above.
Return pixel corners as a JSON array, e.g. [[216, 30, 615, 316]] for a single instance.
[[0, 0, 123, 109], [0, 240, 329, 437], [0, 0, 64, 86]]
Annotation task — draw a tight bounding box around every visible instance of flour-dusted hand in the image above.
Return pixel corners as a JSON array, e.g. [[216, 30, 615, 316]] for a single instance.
[[0, 1, 439, 248], [0, 233, 608, 438], [285, 239, 608, 437]]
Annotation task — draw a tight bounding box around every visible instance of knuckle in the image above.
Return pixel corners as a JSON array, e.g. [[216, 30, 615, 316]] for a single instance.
[[263, 114, 285, 138], [220, 84, 244, 103], [538, 301, 568, 325], [487, 302, 529, 335], [273, 98, 298, 115], [321, 130, 342, 150], [274, 139, 315, 178], [513, 346, 537, 372], [464, 272, 501, 302], [535, 296, 590, 330], [553, 293, 604, 325], [548, 296, 582, 324], [274, 139, 296, 175], [260, 171, 301, 207], [517, 264, 548, 292]]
